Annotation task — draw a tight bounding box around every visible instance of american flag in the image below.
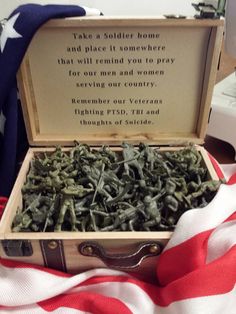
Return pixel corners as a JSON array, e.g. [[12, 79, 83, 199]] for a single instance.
[[0, 3, 101, 197], [1, 4, 236, 314]]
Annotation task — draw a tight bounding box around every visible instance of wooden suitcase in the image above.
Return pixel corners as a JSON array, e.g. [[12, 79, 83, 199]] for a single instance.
[[0, 17, 224, 279]]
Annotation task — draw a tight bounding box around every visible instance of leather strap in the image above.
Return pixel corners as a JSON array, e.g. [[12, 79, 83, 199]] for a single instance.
[[40, 240, 67, 272]]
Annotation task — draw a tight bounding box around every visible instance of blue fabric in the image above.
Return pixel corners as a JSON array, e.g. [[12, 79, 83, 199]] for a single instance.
[[0, 4, 90, 196]]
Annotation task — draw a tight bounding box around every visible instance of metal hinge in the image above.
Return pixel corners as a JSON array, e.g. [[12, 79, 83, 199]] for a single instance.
[[1, 240, 33, 257], [164, 14, 187, 19], [192, 2, 224, 19]]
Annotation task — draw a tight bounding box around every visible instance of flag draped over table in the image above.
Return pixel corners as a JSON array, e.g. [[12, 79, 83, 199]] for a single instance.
[[0, 3, 101, 197], [0, 164, 236, 314]]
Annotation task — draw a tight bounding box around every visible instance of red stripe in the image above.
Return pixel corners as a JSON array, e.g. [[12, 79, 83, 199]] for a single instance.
[[155, 245, 236, 305], [1, 246, 236, 309], [0, 258, 71, 278], [208, 153, 236, 184], [157, 229, 212, 286], [225, 212, 236, 221], [39, 291, 132, 314], [157, 212, 236, 286], [0, 196, 8, 219], [1, 215, 236, 309], [227, 173, 236, 185], [207, 153, 225, 180], [74, 245, 236, 307]]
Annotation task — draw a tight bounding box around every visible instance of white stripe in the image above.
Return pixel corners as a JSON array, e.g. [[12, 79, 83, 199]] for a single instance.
[[82, 6, 101, 16], [1, 263, 236, 313], [221, 164, 236, 181], [165, 184, 236, 250], [0, 305, 89, 314], [2, 279, 236, 314], [47, 281, 236, 314], [206, 220, 236, 263], [0, 266, 128, 306]]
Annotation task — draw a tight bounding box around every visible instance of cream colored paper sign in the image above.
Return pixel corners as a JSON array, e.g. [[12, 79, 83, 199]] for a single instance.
[[27, 24, 210, 137]]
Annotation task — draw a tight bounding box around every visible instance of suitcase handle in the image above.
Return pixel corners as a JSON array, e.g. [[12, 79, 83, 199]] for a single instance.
[[78, 241, 163, 270]]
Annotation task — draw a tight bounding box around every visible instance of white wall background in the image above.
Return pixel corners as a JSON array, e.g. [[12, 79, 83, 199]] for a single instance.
[[0, 0, 198, 20]]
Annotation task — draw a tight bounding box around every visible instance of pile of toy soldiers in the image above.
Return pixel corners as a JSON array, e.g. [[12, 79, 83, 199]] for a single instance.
[[12, 142, 221, 232]]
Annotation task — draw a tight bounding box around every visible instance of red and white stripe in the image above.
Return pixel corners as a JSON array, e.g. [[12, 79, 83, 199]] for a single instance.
[[1, 164, 236, 314]]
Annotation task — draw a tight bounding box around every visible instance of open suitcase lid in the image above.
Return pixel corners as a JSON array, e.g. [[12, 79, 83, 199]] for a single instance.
[[17, 17, 224, 147]]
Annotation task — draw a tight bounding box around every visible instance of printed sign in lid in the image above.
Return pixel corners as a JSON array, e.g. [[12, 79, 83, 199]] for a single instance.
[[17, 17, 224, 146]]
